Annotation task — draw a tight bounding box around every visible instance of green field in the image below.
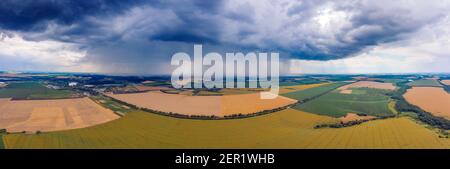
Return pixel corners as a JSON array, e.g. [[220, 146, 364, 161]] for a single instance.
[[3, 109, 450, 148], [378, 78, 407, 84], [294, 88, 394, 117], [0, 135, 4, 149], [407, 79, 442, 87], [282, 82, 348, 101], [0, 82, 73, 99], [348, 88, 367, 95]]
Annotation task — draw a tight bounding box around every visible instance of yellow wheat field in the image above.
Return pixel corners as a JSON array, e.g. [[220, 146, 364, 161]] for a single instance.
[[3, 108, 449, 149], [404, 87, 450, 120]]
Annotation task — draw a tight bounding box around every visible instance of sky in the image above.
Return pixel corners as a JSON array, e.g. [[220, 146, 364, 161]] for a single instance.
[[0, 0, 449, 75]]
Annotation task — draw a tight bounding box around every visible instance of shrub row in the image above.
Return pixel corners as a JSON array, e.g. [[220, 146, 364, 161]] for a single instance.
[[314, 115, 395, 129]]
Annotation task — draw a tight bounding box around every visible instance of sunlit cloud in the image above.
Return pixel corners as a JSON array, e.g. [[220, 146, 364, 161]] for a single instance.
[[0, 32, 95, 72]]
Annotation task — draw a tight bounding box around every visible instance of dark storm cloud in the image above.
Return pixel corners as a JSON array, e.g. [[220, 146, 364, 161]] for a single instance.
[[1, 0, 449, 73], [147, 0, 224, 44], [0, 0, 148, 31], [0, 0, 225, 43]]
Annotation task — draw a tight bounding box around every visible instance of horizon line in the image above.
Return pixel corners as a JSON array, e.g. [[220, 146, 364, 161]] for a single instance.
[[1, 70, 450, 77]]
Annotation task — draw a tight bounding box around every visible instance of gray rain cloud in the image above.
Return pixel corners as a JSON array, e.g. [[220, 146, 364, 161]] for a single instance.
[[1, 0, 449, 74]]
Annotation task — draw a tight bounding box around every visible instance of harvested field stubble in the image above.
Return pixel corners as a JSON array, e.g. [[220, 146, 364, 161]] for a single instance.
[[404, 87, 450, 120], [0, 97, 119, 133], [107, 91, 296, 117], [337, 81, 396, 94]]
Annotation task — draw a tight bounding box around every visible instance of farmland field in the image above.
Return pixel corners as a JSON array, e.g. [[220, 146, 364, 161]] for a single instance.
[[108, 91, 296, 117], [0, 82, 73, 99], [279, 83, 331, 94], [134, 85, 170, 91], [221, 92, 297, 115], [339, 113, 376, 123], [441, 80, 450, 86], [219, 88, 267, 95], [160, 88, 268, 96], [282, 82, 348, 101], [0, 97, 119, 133], [3, 108, 450, 149], [408, 79, 442, 87], [91, 96, 134, 115], [337, 81, 396, 94], [183, 88, 268, 96], [279, 78, 323, 86], [388, 101, 399, 115], [378, 78, 407, 84], [141, 81, 171, 86], [404, 87, 450, 120], [294, 88, 394, 117], [108, 91, 221, 116]]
